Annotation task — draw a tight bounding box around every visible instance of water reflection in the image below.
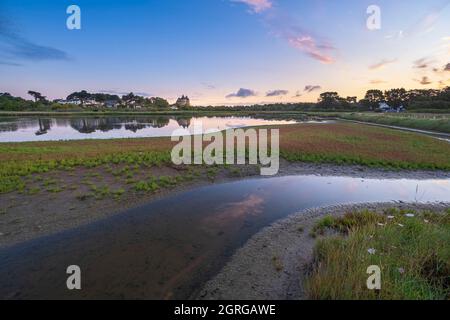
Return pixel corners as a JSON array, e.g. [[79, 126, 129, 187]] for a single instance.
[[0, 175, 449, 299], [35, 119, 51, 136], [0, 115, 304, 142]]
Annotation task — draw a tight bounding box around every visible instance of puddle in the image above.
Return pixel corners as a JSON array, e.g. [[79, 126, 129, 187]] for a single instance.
[[0, 175, 449, 299]]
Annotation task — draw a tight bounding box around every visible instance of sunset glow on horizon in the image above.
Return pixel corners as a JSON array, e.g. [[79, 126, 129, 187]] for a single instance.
[[0, 0, 449, 105]]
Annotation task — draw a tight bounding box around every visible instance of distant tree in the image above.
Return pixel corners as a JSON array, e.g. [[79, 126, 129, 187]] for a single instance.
[[318, 92, 341, 106], [27, 90, 47, 102], [122, 92, 136, 107], [150, 97, 169, 109], [363, 89, 384, 109], [92, 93, 120, 103], [67, 90, 90, 105], [438, 86, 450, 101], [346, 96, 357, 104], [384, 88, 408, 108]]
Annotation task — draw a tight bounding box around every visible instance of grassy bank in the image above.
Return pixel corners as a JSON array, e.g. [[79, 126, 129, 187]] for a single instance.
[[278, 123, 450, 169], [0, 122, 449, 194], [307, 208, 450, 299], [338, 113, 450, 134]]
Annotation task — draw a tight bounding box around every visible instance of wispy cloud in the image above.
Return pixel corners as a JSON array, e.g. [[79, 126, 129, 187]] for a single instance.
[[292, 91, 302, 98], [304, 85, 321, 93], [0, 13, 69, 64], [405, 2, 449, 37], [0, 60, 21, 66], [98, 90, 153, 97], [201, 82, 216, 90], [231, 0, 272, 13], [266, 89, 288, 97], [369, 59, 397, 70], [286, 35, 335, 64], [231, 1, 335, 63], [413, 57, 435, 69], [0, 35, 69, 61], [370, 79, 387, 85], [386, 2, 450, 39], [265, 11, 335, 64], [417, 76, 432, 85], [226, 88, 257, 98]]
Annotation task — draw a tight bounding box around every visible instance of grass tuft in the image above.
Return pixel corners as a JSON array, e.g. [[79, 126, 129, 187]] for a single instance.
[[306, 209, 450, 300]]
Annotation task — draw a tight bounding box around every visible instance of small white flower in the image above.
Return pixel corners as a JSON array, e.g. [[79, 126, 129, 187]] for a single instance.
[[387, 215, 395, 219], [398, 267, 405, 274], [405, 213, 415, 218], [368, 248, 376, 255]]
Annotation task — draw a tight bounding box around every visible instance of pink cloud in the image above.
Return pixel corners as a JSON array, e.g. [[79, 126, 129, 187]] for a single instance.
[[231, 0, 272, 13], [369, 59, 397, 70], [232, 1, 336, 64], [287, 35, 335, 64]]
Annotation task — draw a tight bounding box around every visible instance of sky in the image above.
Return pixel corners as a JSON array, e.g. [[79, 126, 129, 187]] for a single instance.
[[0, 0, 449, 106]]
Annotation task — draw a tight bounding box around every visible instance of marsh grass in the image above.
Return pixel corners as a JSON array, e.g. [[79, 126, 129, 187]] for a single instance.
[[134, 178, 160, 193], [28, 187, 40, 195], [75, 193, 91, 201], [90, 185, 110, 199], [0, 123, 449, 194], [229, 167, 242, 177], [306, 208, 450, 300], [112, 188, 125, 200], [341, 113, 450, 133], [207, 167, 219, 181], [46, 186, 64, 193]]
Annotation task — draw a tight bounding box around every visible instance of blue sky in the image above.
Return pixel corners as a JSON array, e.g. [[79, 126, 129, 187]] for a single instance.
[[0, 0, 449, 105]]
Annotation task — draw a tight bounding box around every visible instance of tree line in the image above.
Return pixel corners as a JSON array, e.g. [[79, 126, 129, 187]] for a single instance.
[[0, 90, 170, 111], [317, 87, 450, 110], [1, 86, 449, 112], [195, 86, 450, 112]]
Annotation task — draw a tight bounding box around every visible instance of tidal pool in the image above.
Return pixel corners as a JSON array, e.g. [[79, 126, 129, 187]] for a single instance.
[[0, 115, 301, 142], [0, 175, 449, 299]]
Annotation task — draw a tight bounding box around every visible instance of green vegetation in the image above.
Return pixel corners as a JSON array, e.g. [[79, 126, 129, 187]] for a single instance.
[[0, 90, 170, 111], [307, 208, 450, 300], [339, 113, 450, 133], [0, 122, 449, 195], [279, 123, 450, 170]]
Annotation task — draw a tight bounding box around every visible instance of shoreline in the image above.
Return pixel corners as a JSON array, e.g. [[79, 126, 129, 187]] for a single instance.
[[1, 161, 450, 248], [0, 110, 310, 117], [196, 201, 450, 300]]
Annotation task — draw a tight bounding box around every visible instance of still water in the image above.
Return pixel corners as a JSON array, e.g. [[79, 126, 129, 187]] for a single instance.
[[0, 115, 300, 142], [0, 175, 449, 299]]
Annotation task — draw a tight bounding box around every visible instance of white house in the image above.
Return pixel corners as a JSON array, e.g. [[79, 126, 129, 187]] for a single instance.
[[56, 99, 82, 105], [105, 100, 119, 108], [378, 102, 405, 113]]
